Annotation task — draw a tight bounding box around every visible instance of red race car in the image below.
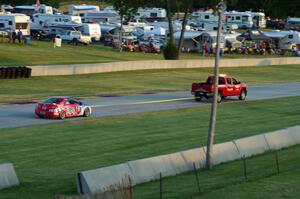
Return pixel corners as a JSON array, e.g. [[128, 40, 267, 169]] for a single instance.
[[35, 97, 92, 119]]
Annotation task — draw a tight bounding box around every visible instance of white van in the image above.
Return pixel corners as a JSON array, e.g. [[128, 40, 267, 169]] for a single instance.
[[80, 23, 101, 41]]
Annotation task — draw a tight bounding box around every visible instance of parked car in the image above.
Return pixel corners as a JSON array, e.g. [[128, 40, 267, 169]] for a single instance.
[[191, 74, 247, 103], [35, 97, 92, 119], [55, 31, 92, 45]]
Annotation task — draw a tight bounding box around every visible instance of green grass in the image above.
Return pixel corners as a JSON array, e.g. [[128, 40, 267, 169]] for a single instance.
[[0, 96, 300, 199], [1, 65, 300, 104], [0, 40, 291, 66], [134, 145, 300, 199]]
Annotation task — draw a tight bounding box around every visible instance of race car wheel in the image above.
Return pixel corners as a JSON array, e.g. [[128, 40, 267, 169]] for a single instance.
[[239, 90, 247, 101], [59, 111, 66, 120], [83, 108, 91, 117]]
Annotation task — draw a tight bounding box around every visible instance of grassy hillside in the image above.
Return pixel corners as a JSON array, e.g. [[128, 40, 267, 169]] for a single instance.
[[0, 96, 299, 199]]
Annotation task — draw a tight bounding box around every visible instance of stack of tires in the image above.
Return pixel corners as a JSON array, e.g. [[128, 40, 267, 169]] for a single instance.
[[0, 67, 32, 79]]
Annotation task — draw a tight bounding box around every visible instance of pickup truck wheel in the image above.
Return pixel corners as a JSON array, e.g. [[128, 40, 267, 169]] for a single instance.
[[195, 97, 202, 102], [217, 92, 222, 103], [239, 90, 247, 100]]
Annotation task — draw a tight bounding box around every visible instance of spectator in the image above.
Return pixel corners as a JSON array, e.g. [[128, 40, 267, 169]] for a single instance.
[[12, 31, 16, 43], [17, 29, 23, 44], [8, 29, 12, 43]]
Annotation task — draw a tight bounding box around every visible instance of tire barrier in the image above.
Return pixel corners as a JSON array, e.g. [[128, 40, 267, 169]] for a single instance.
[[0, 67, 32, 79], [77, 125, 300, 194], [0, 163, 19, 190]]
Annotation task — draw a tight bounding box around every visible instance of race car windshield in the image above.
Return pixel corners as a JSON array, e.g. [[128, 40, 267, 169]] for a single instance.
[[43, 98, 64, 104]]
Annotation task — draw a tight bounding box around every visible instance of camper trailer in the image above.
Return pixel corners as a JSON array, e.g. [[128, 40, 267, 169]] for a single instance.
[[136, 7, 166, 21], [13, 4, 53, 17], [249, 11, 266, 28], [191, 10, 254, 29], [79, 11, 120, 24], [68, 5, 100, 16], [79, 23, 101, 41], [0, 13, 30, 36], [31, 13, 82, 34], [285, 18, 300, 31], [225, 11, 253, 29]]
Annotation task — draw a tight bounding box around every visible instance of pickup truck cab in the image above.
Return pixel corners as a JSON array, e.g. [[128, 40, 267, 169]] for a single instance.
[[56, 31, 92, 45], [191, 74, 247, 103]]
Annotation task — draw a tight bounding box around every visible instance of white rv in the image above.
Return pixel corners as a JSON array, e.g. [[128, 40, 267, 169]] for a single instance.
[[0, 13, 30, 36], [225, 11, 253, 29], [68, 5, 100, 16], [248, 11, 266, 28], [79, 23, 101, 41], [285, 18, 300, 30], [136, 7, 166, 19], [79, 11, 120, 24], [31, 13, 82, 32], [191, 10, 254, 29], [13, 4, 53, 16]]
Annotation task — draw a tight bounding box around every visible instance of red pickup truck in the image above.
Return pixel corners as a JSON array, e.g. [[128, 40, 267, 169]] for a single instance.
[[191, 75, 247, 103]]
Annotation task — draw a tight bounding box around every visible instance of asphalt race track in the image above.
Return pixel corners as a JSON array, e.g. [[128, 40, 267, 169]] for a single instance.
[[1, 82, 300, 129]]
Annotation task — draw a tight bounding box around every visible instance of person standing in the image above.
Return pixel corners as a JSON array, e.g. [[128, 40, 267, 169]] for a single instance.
[[17, 29, 23, 44], [12, 31, 16, 43], [8, 28, 12, 43]]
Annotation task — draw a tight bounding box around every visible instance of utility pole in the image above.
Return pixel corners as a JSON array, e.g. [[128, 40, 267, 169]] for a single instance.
[[205, 0, 224, 170]]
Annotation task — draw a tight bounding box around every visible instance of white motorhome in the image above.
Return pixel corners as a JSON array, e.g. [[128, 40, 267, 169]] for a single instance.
[[0, 13, 30, 36], [248, 11, 266, 28], [285, 18, 300, 30], [13, 4, 53, 16], [79, 11, 120, 24], [136, 7, 166, 20], [225, 11, 253, 29], [31, 13, 82, 32], [79, 23, 101, 41], [68, 5, 100, 16], [191, 10, 254, 29]]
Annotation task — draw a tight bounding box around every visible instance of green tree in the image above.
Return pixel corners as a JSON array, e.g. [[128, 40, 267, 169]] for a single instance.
[[108, 0, 141, 51]]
